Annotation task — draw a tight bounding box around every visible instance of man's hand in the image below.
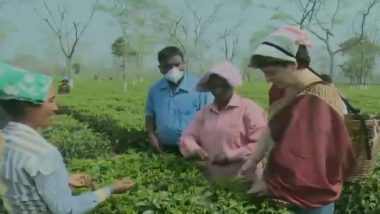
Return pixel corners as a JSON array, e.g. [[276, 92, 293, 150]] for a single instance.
[[247, 174, 267, 196], [146, 116, 162, 153], [194, 148, 209, 161], [236, 158, 257, 180], [211, 153, 229, 165], [148, 133, 163, 153]]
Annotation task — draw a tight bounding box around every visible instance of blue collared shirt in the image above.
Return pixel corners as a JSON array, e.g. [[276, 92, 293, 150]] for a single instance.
[[145, 74, 213, 145]]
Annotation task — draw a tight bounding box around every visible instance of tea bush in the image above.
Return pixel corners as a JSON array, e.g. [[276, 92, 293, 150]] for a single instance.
[[42, 114, 112, 159], [68, 152, 290, 214]]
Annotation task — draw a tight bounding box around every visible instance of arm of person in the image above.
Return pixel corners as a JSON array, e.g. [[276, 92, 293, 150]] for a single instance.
[[247, 127, 271, 164], [179, 110, 205, 158], [226, 102, 267, 162], [35, 168, 112, 214], [145, 88, 161, 149], [145, 116, 157, 140]]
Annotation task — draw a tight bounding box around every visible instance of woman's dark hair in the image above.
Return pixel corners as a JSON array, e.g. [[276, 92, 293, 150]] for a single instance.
[[207, 74, 231, 88], [250, 45, 310, 69], [157, 46, 184, 64], [319, 74, 332, 83], [295, 45, 310, 69], [0, 99, 40, 120]]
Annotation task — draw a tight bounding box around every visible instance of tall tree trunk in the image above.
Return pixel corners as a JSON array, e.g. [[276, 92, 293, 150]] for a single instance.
[[244, 70, 250, 82], [364, 71, 369, 89], [66, 57, 73, 88], [328, 52, 334, 80], [122, 55, 127, 91]]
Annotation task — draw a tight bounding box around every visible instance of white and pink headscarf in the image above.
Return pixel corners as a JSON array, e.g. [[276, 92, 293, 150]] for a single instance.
[[196, 60, 243, 92], [252, 25, 313, 62]]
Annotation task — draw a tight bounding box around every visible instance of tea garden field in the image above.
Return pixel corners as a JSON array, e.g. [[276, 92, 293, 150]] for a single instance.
[[4, 78, 380, 213]]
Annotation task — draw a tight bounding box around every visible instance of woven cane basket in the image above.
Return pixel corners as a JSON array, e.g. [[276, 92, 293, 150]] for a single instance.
[[344, 114, 380, 180]]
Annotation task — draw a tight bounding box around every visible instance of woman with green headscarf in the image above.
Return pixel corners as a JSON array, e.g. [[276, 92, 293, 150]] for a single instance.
[[0, 62, 134, 213]]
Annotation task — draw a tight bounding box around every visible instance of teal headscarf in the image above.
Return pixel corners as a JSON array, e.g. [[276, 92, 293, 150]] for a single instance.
[[0, 62, 53, 104]]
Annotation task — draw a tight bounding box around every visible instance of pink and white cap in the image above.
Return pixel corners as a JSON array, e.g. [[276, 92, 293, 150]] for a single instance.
[[196, 60, 243, 92], [252, 25, 313, 62]]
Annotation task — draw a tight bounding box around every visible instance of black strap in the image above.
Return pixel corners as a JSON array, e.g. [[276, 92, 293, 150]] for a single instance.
[[261, 41, 360, 114], [262, 42, 295, 59]]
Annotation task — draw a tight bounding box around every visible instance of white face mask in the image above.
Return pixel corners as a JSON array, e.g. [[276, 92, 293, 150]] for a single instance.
[[164, 67, 184, 84]]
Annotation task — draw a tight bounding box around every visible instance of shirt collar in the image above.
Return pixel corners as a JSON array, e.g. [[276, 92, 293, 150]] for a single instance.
[[159, 74, 193, 92], [4, 122, 49, 146], [6, 122, 38, 134], [210, 93, 241, 112]]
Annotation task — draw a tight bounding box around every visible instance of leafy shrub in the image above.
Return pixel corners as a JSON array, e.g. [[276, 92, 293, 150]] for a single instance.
[[68, 152, 290, 214], [336, 172, 380, 214], [43, 115, 112, 159], [58, 106, 148, 153]]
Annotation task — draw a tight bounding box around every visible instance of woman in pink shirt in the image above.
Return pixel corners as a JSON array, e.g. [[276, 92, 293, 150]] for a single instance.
[[179, 61, 266, 180]]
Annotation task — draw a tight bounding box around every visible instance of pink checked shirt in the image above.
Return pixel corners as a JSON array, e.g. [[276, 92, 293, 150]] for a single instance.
[[180, 94, 266, 180]]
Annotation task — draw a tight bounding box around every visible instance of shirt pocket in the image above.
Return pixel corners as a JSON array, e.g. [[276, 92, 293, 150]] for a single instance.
[[218, 120, 244, 149], [177, 108, 197, 131]]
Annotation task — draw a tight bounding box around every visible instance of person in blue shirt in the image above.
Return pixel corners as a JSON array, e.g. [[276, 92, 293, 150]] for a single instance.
[[145, 46, 213, 153]]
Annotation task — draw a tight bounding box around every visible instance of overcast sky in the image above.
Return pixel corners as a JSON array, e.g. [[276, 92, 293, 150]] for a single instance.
[[0, 0, 378, 70]]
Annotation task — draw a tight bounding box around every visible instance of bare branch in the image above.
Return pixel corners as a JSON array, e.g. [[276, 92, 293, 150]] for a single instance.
[[305, 25, 328, 42], [36, 0, 97, 78], [67, 22, 79, 58], [303, 0, 318, 27], [202, 2, 223, 30], [78, 4, 96, 39], [333, 0, 379, 54], [220, 22, 240, 62], [111, 0, 128, 35], [295, 0, 305, 11], [192, 11, 200, 39], [229, 36, 239, 61], [170, 17, 183, 37], [182, 24, 189, 42], [297, 0, 318, 28], [192, 2, 224, 45], [274, 0, 319, 29], [173, 36, 187, 56], [63, 24, 70, 56], [35, 12, 60, 36], [43, 1, 58, 26], [222, 23, 241, 38], [168, 16, 187, 55], [164, 0, 226, 64], [314, 14, 331, 35], [35, 4, 60, 37], [224, 29, 228, 60], [330, 0, 341, 29]]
